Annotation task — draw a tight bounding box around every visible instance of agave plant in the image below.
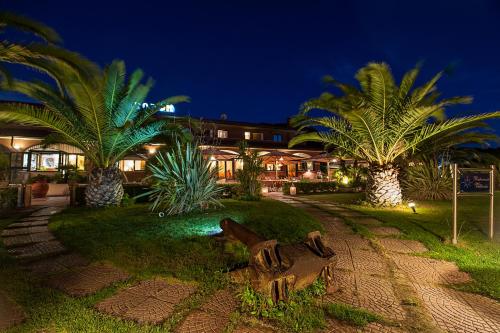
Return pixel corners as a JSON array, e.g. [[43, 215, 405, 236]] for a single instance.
[[290, 62, 500, 206], [146, 140, 223, 215], [0, 59, 188, 207], [401, 159, 452, 201]]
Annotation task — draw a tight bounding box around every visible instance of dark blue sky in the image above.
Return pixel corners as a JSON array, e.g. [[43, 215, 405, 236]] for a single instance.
[[3, 0, 500, 129]]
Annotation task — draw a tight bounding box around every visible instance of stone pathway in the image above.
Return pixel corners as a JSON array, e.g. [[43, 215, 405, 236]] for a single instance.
[[272, 194, 500, 333], [1, 204, 241, 332], [97, 279, 197, 324]]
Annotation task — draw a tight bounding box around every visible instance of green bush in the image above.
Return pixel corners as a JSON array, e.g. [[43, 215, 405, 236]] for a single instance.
[[0, 187, 17, 209], [217, 183, 241, 198], [283, 181, 338, 195], [402, 159, 452, 200]]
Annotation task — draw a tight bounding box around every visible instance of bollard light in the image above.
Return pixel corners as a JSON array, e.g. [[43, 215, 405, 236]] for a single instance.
[[408, 201, 417, 213], [261, 186, 269, 195], [289, 184, 297, 196]]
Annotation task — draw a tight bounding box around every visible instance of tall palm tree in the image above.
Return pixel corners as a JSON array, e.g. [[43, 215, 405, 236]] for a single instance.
[[0, 12, 95, 84], [290, 63, 500, 206], [0, 59, 188, 207]]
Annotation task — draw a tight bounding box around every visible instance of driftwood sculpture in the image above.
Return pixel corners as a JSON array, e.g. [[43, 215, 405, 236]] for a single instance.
[[220, 218, 337, 302]]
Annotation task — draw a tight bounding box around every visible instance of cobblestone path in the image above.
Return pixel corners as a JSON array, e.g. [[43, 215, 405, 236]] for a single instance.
[[274, 194, 500, 333]]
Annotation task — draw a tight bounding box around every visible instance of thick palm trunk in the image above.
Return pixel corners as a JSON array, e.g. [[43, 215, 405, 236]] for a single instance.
[[85, 166, 124, 207], [366, 165, 402, 206]]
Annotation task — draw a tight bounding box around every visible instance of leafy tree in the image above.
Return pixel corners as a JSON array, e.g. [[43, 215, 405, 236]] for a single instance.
[[290, 63, 500, 206], [0, 59, 188, 207], [145, 140, 222, 215], [236, 141, 265, 200]]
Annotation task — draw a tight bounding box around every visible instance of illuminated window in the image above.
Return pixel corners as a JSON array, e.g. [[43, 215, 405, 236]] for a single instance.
[[134, 160, 146, 171], [30, 153, 60, 171], [235, 159, 244, 170], [252, 133, 264, 140], [273, 134, 283, 142], [244, 131, 251, 140], [119, 159, 145, 171], [217, 130, 228, 138], [266, 164, 275, 171]]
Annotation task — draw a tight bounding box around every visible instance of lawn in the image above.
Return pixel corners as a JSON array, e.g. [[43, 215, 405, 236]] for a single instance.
[[300, 192, 500, 300], [0, 199, 323, 333]]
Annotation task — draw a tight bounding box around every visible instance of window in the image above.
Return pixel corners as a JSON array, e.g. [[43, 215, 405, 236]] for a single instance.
[[119, 159, 146, 171], [266, 164, 275, 171], [30, 152, 60, 171], [273, 134, 283, 142], [217, 130, 228, 138], [252, 132, 264, 140], [67, 154, 86, 171], [244, 131, 251, 140]]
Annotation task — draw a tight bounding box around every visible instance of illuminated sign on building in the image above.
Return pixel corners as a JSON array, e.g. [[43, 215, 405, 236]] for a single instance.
[[138, 102, 175, 113]]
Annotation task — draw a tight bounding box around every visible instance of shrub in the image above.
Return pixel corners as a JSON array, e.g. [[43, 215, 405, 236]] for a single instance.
[[402, 159, 452, 200], [217, 183, 241, 199], [236, 141, 264, 200], [0, 187, 17, 209], [145, 140, 223, 215], [283, 181, 338, 195]]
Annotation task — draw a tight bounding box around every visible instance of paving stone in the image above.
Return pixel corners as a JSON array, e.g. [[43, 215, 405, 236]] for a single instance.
[[370, 227, 402, 236], [326, 270, 405, 321], [413, 284, 500, 333], [3, 232, 55, 248], [349, 217, 383, 226], [325, 319, 405, 332], [6, 220, 49, 228], [378, 239, 428, 254], [390, 254, 471, 285], [24, 253, 90, 275], [31, 207, 63, 216], [176, 310, 225, 333], [200, 289, 238, 316], [351, 250, 390, 277], [45, 263, 129, 296], [18, 216, 50, 222], [0, 291, 25, 331], [8, 240, 66, 261], [2, 226, 49, 236], [177, 289, 237, 333], [337, 211, 367, 217], [97, 279, 196, 324]]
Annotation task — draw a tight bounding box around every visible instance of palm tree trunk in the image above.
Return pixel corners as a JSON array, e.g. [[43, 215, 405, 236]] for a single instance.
[[85, 166, 124, 207], [366, 165, 402, 206]]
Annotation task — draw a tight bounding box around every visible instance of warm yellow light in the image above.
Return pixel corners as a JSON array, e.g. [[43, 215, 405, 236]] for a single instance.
[[342, 176, 349, 185], [13, 144, 21, 150], [331, 158, 338, 163], [408, 202, 416, 208], [148, 147, 156, 154], [261, 186, 269, 195], [289, 184, 296, 196], [279, 157, 284, 162], [210, 156, 216, 161]]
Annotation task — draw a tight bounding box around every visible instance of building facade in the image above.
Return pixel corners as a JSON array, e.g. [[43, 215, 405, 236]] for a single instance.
[[0, 103, 338, 184]]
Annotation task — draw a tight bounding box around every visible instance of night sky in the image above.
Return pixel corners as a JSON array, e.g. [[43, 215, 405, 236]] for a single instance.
[[3, 0, 500, 131]]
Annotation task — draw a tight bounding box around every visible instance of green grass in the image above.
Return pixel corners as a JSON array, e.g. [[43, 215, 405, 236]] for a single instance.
[[302, 192, 500, 300], [0, 199, 323, 333], [323, 302, 381, 326]]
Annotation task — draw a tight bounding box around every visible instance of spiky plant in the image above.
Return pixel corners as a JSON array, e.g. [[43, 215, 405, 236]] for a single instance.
[[0, 59, 188, 207], [145, 140, 223, 215], [401, 159, 452, 201], [290, 62, 500, 206]]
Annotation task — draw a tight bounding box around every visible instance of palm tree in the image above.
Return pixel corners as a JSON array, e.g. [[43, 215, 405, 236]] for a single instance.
[[290, 62, 500, 206], [0, 12, 95, 83], [0, 59, 188, 207]]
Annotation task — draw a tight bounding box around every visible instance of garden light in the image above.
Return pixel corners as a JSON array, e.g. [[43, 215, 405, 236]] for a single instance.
[[408, 201, 417, 213], [342, 176, 349, 185], [261, 186, 269, 195], [289, 184, 297, 196]]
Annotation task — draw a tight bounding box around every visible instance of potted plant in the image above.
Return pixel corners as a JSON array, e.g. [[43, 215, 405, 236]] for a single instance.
[[29, 174, 51, 198]]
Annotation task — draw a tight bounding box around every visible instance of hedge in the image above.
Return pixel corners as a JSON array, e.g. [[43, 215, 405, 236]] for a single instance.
[[282, 181, 338, 195], [0, 187, 18, 209]]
